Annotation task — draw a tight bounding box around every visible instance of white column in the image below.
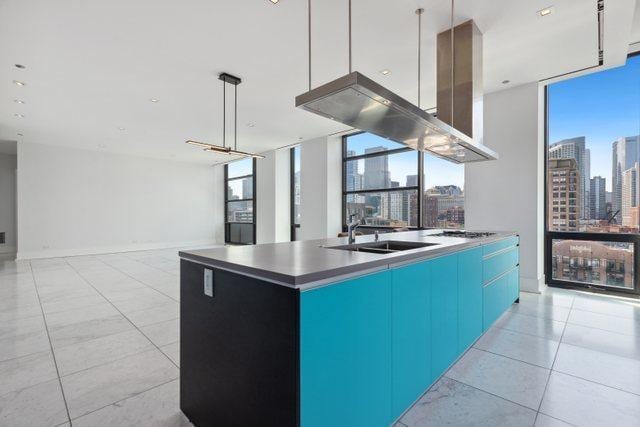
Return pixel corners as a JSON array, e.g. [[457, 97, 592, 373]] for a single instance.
[[465, 82, 545, 293], [256, 148, 290, 244]]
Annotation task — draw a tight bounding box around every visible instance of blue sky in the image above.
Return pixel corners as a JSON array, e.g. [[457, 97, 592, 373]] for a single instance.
[[548, 55, 640, 191]]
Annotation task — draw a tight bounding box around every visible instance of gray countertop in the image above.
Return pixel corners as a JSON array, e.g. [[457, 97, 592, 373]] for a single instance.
[[179, 230, 518, 290]]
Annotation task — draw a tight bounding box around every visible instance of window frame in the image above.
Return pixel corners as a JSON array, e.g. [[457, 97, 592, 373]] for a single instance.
[[543, 61, 640, 296], [341, 131, 423, 230], [224, 158, 257, 245], [290, 146, 301, 241]]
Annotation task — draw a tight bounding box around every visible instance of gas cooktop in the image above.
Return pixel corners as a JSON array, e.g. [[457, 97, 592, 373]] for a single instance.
[[428, 230, 496, 239]]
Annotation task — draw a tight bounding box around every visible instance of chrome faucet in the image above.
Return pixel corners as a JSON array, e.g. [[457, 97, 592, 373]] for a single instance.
[[347, 214, 363, 244]]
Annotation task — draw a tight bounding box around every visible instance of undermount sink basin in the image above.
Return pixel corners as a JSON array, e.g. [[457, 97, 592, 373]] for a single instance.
[[326, 240, 439, 254]]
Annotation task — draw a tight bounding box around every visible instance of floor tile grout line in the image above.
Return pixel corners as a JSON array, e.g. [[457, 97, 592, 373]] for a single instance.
[[550, 365, 640, 398], [27, 261, 74, 426], [470, 346, 557, 370], [67, 377, 179, 422], [532, 292, 573, 426], [90, 255, 179, 303], [442, 376, 541, 414], [507, 307, 569, 323], [64, 259, 180, 370], [491, 322, 563, 342], [569, 305, 640, 320], [536, 411, 579, 427]]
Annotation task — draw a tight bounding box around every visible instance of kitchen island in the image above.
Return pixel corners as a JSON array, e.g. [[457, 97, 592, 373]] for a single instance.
[[179, 230, 520, 427]]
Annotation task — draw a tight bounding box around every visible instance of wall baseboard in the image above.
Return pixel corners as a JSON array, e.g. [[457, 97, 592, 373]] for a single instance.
[[16, 239, 221, 260], [521, 274, 545, 294]]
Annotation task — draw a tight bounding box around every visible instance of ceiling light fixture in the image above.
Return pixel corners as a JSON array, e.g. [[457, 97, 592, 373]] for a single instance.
[[502, 80, 510, 84], [17, 133, 23, 136], [117, 126, 126, 131], [246, 122, 255, 127], [185, 72, 264, 159], [380, 69, 391, 75], [14, 113, 24, 118], [13, 80, 25, 86], [13, 99, 25, 104], [538, 6, 554, 17], [14, 64, 26, 69], [149, 98, 159, 103], [269, 0, 280, 3]]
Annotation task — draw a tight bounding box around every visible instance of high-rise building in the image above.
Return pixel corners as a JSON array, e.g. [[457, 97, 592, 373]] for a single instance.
[[548, 158, 581, 231], [612, 136, 639, 219], [621, 162, 639, 228], [590, 176, 606, 220], [425, 195, 439, 228], [363, 147, 391, 190], [549, 137, 589, 220]]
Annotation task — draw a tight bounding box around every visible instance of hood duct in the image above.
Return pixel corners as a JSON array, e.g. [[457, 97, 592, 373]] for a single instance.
[[295, 2, 497, 163]]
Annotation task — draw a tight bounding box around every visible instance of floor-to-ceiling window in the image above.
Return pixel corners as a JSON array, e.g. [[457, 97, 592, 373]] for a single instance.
[[546, 54, 640, 294], [342, 133, 420, 228], [423, 155, 465, 229], [225, 157, 256, 244], [291, 146, 301, 240]]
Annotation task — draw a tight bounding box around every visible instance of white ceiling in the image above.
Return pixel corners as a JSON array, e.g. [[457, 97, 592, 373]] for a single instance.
[[0, 0, 637, 164]]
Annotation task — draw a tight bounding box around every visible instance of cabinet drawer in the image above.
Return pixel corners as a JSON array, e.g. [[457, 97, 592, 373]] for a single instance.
[[482, 236, 518, 257], [483, 247, 519, 284], [483, 267, 518, 330]]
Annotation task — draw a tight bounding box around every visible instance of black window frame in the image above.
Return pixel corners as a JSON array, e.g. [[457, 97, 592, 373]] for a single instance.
[[543, 56, 640, 296], [341, 131, 423, 231], [290, 146, 301, 241], [224, 158, 257, 245]]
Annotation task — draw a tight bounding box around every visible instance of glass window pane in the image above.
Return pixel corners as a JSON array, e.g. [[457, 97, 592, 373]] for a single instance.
[[227, 201, 253, 223], [293, 147, 301, 225], [423, 155, 465, 229], [227, 177, 253, 200], [346, 190, 418, 227], [547, 55, 640, 233], [551, 239, 634, 289], [345, 132, 406, 157], [345, 151, 418, 191], [227, 158, 253, 179]]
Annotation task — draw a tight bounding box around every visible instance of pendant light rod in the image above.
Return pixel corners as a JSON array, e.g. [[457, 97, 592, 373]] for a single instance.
[[450, 0, 455, 128], [416, 8, 424, 109], [234, 84, 238, 151], [348, 0, 352, 73], [222, 77, 226, 148]]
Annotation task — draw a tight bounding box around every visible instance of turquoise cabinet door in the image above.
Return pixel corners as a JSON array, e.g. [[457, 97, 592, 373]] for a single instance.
[[391, 260, 431, 419], [457, 248, 483, 352], [430, 255, 459, 379], [300, 271, 392, 427]]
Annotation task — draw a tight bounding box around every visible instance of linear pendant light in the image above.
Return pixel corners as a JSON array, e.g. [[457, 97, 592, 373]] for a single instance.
[[185, 72, 264, 159]]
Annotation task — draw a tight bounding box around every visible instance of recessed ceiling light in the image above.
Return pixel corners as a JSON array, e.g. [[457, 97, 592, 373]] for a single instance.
[[14, 113, 24, 118], [246, 122, 255, 127], [538, 6, 554, 17], [13, 80, 26, 86], [98, 144, 107, 149], [502, 80, 510, 84], [149, 98, 160, 103], [17, 133, 23, 136], [117, 126, 126, 131], [269, 0, 279, 3], [13, 99, 25, 104], [380, 69, 391, 75], [14, 64, 26, 69]]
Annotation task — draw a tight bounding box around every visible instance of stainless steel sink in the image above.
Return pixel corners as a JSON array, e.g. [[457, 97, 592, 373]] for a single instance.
[[325, 240, 439, 254]]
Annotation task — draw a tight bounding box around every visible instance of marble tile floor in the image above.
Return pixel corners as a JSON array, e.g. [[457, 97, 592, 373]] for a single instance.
[[2, 249, 640, 426]]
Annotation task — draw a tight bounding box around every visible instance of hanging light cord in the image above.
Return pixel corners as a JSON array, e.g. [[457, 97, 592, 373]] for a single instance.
[[450, 0, 455, 127], [222, 78, 226, 148], [234, 84, 238, 151]]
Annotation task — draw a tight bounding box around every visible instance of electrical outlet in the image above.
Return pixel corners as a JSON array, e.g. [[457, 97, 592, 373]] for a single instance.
[[204, 269, 213, 297]]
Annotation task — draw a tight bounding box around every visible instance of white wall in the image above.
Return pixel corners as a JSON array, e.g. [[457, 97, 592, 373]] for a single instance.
[[256, 148, 290, 244], [298, 136, 342, 240], [17, 142, 223, 259], [465, 82, 545, 293], [0, 153, 17, 255]]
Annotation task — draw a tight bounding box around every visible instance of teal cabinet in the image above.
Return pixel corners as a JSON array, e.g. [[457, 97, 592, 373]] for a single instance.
[[430, 255, 459, 378], [457, 248, 483, 352], [483, 246, 519, 283], [391, 260, 431, 419], [300, 271, 392, 427]]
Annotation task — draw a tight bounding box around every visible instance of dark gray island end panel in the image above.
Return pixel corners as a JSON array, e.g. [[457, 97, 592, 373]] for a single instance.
[[180, 260, 300, 427]]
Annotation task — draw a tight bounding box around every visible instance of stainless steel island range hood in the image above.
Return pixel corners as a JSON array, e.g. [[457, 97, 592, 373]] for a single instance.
[[295, 2, 497, 164], [295, 71, 497, 163]]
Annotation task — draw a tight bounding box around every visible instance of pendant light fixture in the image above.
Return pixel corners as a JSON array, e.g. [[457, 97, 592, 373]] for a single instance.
[[185, 72, 264, 159]]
